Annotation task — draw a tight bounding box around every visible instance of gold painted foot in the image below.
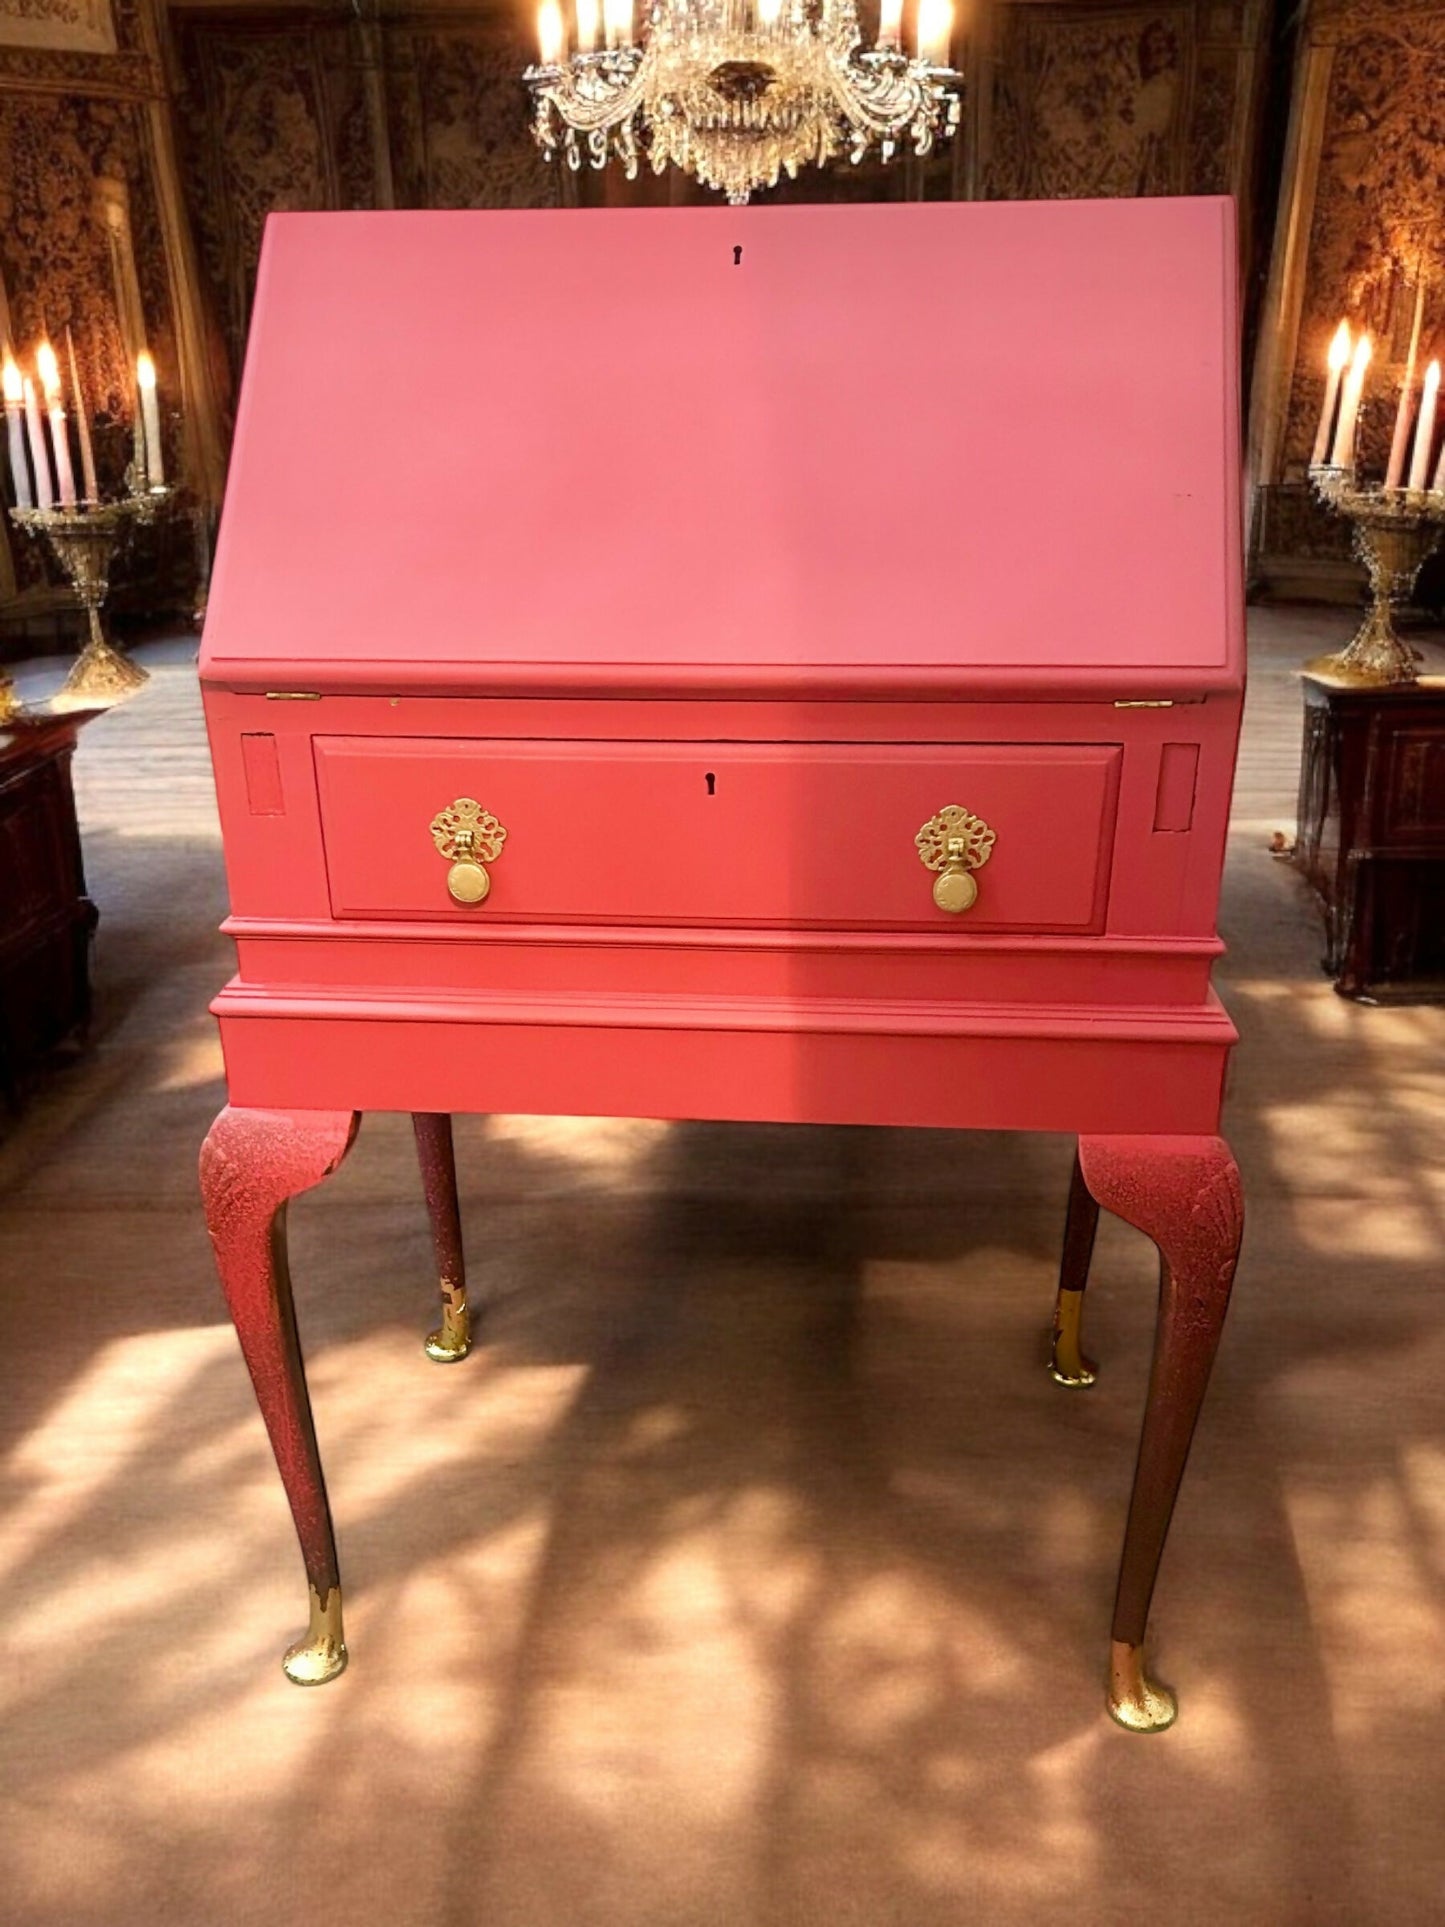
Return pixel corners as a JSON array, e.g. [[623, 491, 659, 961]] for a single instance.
[[424, 1284, 471, 1364], [1048, 1285, 1097, 1388], [1106, 1639, 1177, 1733], [282, 1584, 348, 1686]]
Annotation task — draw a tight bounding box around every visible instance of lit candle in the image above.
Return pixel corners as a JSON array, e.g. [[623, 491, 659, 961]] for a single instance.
[[576, 0, 599, 53], [537, 0, 565, 62], [877, 0, 903, 49], [136, 350, 165, 487], [916, 0, 952, 65], [65, 328, 98, 504], [22, 375, 53, 510], [36, 339, 76, 507], [3, 350, 31, 511], [1407, 358, 1440, 492], [1329, 333, 1372, 471], [1385, 280, 1426, 488], [1312, 321, 1351, 466], [602, 0, 630, 47]]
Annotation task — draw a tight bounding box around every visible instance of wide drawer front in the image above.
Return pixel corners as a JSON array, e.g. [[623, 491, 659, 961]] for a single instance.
[[314, 737, 1121, 930]]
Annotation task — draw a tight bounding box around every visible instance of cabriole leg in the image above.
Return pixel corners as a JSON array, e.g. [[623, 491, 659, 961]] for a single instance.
[[1050, 1145, 1101, 1387], [1077, 1133, 1243, 1734], [412, 1112, 470, 1363], [199, 1104, 360, 1685]]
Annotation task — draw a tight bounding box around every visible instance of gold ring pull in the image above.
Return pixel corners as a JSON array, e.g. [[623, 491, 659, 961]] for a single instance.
[[430, 798, 507, 905], [915, 805, 995, 914]]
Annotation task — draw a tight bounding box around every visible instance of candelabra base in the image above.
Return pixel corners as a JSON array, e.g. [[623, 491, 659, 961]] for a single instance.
[[7, 497, 166, 711], [58, 632, 149, 704], [1306, 470, 1445, 686]]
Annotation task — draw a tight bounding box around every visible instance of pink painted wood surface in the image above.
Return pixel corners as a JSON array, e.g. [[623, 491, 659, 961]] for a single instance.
[[314, 737, 1121, 930], [198, 1105, 358, 1597], [201, 200, 1242, 698], [205, 690, 1240, 942], [198, 203, 1243, 1141], [225, 925, 1224, 1008], [1076, 1134, 1243, 1646], [213, 998, 1233, 1134]]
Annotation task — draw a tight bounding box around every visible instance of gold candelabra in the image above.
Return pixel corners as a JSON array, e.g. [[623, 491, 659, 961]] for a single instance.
[[6, 488, 169, 711], [1306, 464, 1445, 685]]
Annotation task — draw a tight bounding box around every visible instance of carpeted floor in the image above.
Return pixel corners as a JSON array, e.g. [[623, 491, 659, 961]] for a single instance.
[[1, 609, 1443, 1926]]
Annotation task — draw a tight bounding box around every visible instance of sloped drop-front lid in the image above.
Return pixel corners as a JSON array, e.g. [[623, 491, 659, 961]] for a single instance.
[[201, 199, 1242, 698]]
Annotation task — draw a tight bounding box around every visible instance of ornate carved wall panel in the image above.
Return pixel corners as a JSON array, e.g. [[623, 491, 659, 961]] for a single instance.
[[171, 13, 365, 375], [1250, 0, 1445, 588], [0, 0, 115, 56], [171, 8, 557, 385], [0, 0, 206, 624], [393, 26, 563, 211], [1284, 4, 1445, 482], [983, 2, 1267, 206]]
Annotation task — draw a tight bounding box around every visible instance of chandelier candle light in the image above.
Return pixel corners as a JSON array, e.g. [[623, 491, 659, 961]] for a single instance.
[[525, 0, 963, 205], [1308, 309, 1445, 685]]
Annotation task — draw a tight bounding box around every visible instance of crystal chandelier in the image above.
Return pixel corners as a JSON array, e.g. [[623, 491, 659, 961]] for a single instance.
[[524, 0, 962, 207]]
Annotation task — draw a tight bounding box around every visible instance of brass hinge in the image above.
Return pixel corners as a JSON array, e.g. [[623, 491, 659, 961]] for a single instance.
[[264, 691, 322, 701], [1114, 699, 1174, 708]]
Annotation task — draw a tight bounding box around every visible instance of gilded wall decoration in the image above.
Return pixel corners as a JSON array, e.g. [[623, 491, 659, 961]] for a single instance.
[[0, 0, 114, 57], [988, 7, 1192, 199], [172, 18, 353, 374], [0, 87, 163, 590], [1279, 3, 1445, 486], [983, 1, 1263, 209], [402, 29, 561, 211], [171, 10, 557, 390]]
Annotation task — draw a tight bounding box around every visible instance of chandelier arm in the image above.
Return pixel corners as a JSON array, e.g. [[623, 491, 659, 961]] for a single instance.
[[525, 50, 653, 137], [831, 60, 938, 139]]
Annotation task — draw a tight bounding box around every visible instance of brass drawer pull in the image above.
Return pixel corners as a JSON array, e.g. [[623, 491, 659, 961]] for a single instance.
[[430, 797, 507, 904], [915, 805, 996, 914]]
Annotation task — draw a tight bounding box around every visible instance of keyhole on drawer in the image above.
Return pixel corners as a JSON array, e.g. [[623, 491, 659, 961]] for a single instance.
[[733, 246, 742, 266], [705, 771, 716, 795]]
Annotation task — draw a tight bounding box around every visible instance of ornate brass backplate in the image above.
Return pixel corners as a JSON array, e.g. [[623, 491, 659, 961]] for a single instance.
[[915, 805, 996, 914], [430, 797, 508, 904]]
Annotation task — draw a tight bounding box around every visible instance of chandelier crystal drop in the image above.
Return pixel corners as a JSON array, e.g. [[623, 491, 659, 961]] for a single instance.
[[524, 0, 962, 206]]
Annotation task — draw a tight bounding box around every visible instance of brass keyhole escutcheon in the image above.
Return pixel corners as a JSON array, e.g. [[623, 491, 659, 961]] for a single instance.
[[430, 798, 507, 906], [915, 806, 996, 915]]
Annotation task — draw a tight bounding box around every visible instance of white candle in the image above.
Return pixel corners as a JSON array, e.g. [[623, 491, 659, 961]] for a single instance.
[[36, 340, 76, 507], [1312, 321, 1352, 466], [22, 375, 53, 510], [537, 0, 564, 62], [1329, 333, 1372, 470], [136, 350, 165, 487], [576, 0, 599, 53], [916, 0, 952, 65], [877, 0, 903, 49], [1408, 359, 1440, 492], [65, 328, 98, 504], [602, 0, 630, 47], [3, 351, 31, 511]]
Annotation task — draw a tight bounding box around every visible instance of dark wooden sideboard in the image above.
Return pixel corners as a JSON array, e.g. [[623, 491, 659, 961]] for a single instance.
[[1295, 668, 1445, 1002], [0, 715, 98, 1101]]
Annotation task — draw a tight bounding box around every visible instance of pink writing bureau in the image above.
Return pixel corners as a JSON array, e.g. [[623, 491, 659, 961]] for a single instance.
[[199, 200, 1244, 1733]]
